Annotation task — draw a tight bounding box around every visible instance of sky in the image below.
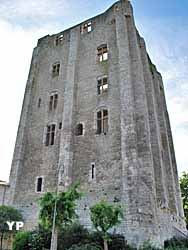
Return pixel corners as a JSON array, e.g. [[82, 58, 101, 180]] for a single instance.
[[0, 0, 187, 181]]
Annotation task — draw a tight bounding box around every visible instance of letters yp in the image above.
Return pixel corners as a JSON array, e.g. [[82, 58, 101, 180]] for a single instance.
[[6, 221, 24, 231]]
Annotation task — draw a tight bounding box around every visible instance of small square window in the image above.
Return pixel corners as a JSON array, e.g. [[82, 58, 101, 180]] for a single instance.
[[81, 21, 92, 34], [55, 34, 64, 46]]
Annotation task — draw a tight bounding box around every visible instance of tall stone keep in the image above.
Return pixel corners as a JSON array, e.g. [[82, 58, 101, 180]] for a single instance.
[[5, 0, 187, 246]]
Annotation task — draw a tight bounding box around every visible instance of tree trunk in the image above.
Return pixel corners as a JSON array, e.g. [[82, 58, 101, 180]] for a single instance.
[[0, 233, 4, 250], [50, 229, 58, 250], [103, 239, 108, 250]]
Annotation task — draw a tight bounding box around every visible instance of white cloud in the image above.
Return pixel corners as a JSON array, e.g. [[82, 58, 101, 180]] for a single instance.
[[0, 19, 62, 181], [0, 0, 71, 22]]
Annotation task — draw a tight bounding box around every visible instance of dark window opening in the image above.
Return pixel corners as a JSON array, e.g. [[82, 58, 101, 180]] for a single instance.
[[37, 177, 43, 192], [76, 123, 83, 136], [46, 124, 56, 146], [97, 76, 108, 94], [55, 34, 64, 46], [38, 98, 41, 108], [97, 110, 108, 134], [91, 164, 95, 179], [59, 122, 62, 129], [97, 45, 108, 62], [52, 63, 60, 77]]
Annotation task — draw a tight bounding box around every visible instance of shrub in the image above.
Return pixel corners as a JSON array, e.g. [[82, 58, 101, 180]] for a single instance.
[[58, 223, 90, 250], [164, 237, 188, 250], [13, 231, 31, 250], [67, 243, 102, 250], [139, 241, 162, 250], [13, 227, 51, 250]]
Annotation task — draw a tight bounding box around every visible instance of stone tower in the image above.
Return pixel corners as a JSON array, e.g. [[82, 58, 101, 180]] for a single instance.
[[6, 0, 187, 246]]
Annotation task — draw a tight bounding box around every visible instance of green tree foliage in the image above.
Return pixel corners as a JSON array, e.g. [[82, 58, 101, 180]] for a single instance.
[[39, 183, 82, 230], [0, 205, 23, 250], [180, 172, 188, 228], [90, 200, 124, 250]]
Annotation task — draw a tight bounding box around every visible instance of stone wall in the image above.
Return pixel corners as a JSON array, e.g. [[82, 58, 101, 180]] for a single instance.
[[4, 0, 187, 247]]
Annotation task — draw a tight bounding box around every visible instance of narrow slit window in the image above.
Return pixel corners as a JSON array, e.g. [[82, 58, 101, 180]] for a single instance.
[[36, 177, 43, 192], [97, 45, 108, 62], [59, 122, 62, 129], [97, 76, 108, 94], [91, 164, 95, 179], [97, 110, 108, 134], [46, 124, 56, 146], [38, 98, 41, 108], [52, 63, 60, 77]]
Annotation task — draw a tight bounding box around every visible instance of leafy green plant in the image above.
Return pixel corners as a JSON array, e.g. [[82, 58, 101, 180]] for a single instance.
[[67, 243, 102, 250], [139, 240, 161, 250], [57, 223, 90, 250], [180, 172, 188, 229], [90, 200, 124, 250], [12, 231, 31, 250]]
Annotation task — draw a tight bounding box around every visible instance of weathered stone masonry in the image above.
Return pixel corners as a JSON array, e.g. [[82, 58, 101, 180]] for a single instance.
[[3, 0, 187, 246]]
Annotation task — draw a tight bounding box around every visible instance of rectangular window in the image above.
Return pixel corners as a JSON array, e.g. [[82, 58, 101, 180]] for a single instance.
[[98, 45, 108, 62], [97, 110, 108, 134], [52, 63, 60, 77], [46, 124, 56, 146], [81, 21, 92, 34], [91, 164, 95, 179], [55, 34, 64, 46], [97, 76, 108, 94], [49, 93, 58, 111], [89, 163, 96, 182], [36, 177, 43, 192]]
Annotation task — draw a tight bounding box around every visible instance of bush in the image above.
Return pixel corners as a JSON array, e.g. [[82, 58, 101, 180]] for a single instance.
[[58, 223, 134, 250], [13, 231, 31, 250], [67, 243, 102, 250], [13, 227, 51, 250], [164, 237, 188, 250], [58, 223, 90, 250], [139, 241, 162, 250]]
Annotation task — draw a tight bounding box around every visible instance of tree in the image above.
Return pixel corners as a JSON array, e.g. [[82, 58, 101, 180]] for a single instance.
[[39, 183, 82, 250], [0, 205, 23, 250], [90, 200, 124, 250], [180, 172, 188, 229]]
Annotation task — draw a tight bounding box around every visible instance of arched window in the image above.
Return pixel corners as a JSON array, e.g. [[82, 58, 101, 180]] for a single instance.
[[49, 93, 58, 111], [45, 124, 56, 146], [76, 123, 83, 136], [97, 44, 108, 62], [97, 109, 108, 134]]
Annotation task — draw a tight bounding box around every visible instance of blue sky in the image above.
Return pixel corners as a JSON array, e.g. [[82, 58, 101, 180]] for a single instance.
[[0, 0, 187, 181]]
